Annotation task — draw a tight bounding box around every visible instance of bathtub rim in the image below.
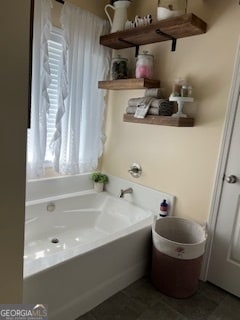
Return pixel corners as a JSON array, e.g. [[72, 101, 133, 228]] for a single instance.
[[25, 189, 96, 207]]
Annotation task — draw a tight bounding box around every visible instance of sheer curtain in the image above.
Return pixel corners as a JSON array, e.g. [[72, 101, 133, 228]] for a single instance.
[[27, 0, 52, 178], [51, 2, 110, 175]]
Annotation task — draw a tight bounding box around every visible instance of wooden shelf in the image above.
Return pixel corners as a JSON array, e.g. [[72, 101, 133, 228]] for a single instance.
[[100, 13, 202, 127], [100, 13, 207, 50], [123, 114, 194, 127], [98, 78, 160, 90]]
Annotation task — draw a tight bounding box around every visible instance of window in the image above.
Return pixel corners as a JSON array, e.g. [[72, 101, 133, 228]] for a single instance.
[[27, 27, 63, 169], [45, 28, 63, 165], [27, 1, 110, 178]]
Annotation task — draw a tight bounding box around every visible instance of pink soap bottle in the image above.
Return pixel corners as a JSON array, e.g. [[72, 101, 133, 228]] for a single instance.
[[135, 51, 154, 79]]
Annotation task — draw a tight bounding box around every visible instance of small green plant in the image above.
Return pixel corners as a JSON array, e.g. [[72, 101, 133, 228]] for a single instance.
[[91, 172, 109, 184]]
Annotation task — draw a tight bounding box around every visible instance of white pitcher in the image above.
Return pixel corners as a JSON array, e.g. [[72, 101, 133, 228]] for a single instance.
[[105, 0, 131, 33]]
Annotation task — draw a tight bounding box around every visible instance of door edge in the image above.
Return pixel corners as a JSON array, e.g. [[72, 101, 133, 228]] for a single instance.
[[201, 37, 240, 281]]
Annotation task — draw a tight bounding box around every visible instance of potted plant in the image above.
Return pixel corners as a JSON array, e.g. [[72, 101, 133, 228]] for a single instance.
[[91, 172, 109, 192]]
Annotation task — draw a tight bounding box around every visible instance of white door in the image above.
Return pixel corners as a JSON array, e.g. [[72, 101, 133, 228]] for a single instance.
[[207, 87, 240, 296]]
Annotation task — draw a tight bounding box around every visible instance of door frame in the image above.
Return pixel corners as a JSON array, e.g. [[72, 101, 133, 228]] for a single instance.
[[201, 38, 240, 281]]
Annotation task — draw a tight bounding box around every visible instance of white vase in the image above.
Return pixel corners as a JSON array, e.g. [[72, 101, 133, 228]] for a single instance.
[[94, 182, 104, 193], [105, 1, 131, 33]]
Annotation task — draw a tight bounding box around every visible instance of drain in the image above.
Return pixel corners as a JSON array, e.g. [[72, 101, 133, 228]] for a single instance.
[[51, 238, 59, 244], [47, 203, 56, 212]]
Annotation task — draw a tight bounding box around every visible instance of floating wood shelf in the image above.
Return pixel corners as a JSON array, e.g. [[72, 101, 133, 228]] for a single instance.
[[100, 13, 207, 51], [123, 114, 194, 127], [98, 78, 160, 90]]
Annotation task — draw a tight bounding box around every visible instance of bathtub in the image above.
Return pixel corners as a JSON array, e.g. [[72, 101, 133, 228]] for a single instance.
[[23, 190, 154, 320]]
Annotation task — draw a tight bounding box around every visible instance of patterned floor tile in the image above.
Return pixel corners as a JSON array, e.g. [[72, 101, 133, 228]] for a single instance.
[[76, 277, 238, 320], [207, 294, 240, 320]]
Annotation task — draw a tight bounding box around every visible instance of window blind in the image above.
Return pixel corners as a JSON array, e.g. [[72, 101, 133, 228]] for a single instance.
[[45, 28, 63, 163]]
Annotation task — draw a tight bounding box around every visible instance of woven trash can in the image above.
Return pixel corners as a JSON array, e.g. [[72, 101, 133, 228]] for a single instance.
[[151, 216, 207, 298]]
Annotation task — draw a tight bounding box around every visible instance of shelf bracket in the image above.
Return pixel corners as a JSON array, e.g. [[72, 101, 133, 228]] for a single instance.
[[118, 38, 139, 56], [155, 29, 177, 51]]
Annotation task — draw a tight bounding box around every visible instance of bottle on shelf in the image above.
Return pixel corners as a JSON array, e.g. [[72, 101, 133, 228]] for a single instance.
[[135, 51, 154, 79]]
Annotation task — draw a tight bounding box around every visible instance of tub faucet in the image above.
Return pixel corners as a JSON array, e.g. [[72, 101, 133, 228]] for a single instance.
[[119, 187, 133, 198]]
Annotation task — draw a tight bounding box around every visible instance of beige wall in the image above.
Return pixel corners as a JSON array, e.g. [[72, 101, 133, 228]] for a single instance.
[[0, 0, 30, 302], [102, 0, 240, 223]]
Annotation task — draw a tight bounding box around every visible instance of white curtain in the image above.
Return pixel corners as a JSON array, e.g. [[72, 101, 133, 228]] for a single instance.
[[51, 2, 110, 175], [27, 0, 52, 178]]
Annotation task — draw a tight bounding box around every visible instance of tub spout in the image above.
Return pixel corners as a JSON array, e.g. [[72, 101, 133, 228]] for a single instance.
[[119, 187, 133, 198]]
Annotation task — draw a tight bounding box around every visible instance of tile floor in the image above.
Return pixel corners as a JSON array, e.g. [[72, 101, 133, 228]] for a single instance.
[[76, 276, 240, 320]]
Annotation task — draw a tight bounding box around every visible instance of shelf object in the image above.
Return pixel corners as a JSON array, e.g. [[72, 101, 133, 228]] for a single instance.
[[169, 96, 194, 118], [100, 13, 207, 53], [123, 114, 194, 127], [98, 78, 160, 90]]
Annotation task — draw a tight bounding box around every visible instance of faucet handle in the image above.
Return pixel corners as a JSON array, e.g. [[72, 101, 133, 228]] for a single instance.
[[128, 163, 142, 178]]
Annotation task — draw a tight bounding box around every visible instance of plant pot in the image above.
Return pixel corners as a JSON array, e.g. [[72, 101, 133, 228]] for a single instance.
[[94, 182, 104, 193]]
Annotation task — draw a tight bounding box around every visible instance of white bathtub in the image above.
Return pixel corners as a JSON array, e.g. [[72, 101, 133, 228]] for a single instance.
[[24, 190, 153, 278], [23, 190, 154, 320]]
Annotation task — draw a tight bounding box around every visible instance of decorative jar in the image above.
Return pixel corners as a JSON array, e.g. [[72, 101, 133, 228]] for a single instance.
[[111, 55, 128, 80], [135, 51, 154, 79]]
